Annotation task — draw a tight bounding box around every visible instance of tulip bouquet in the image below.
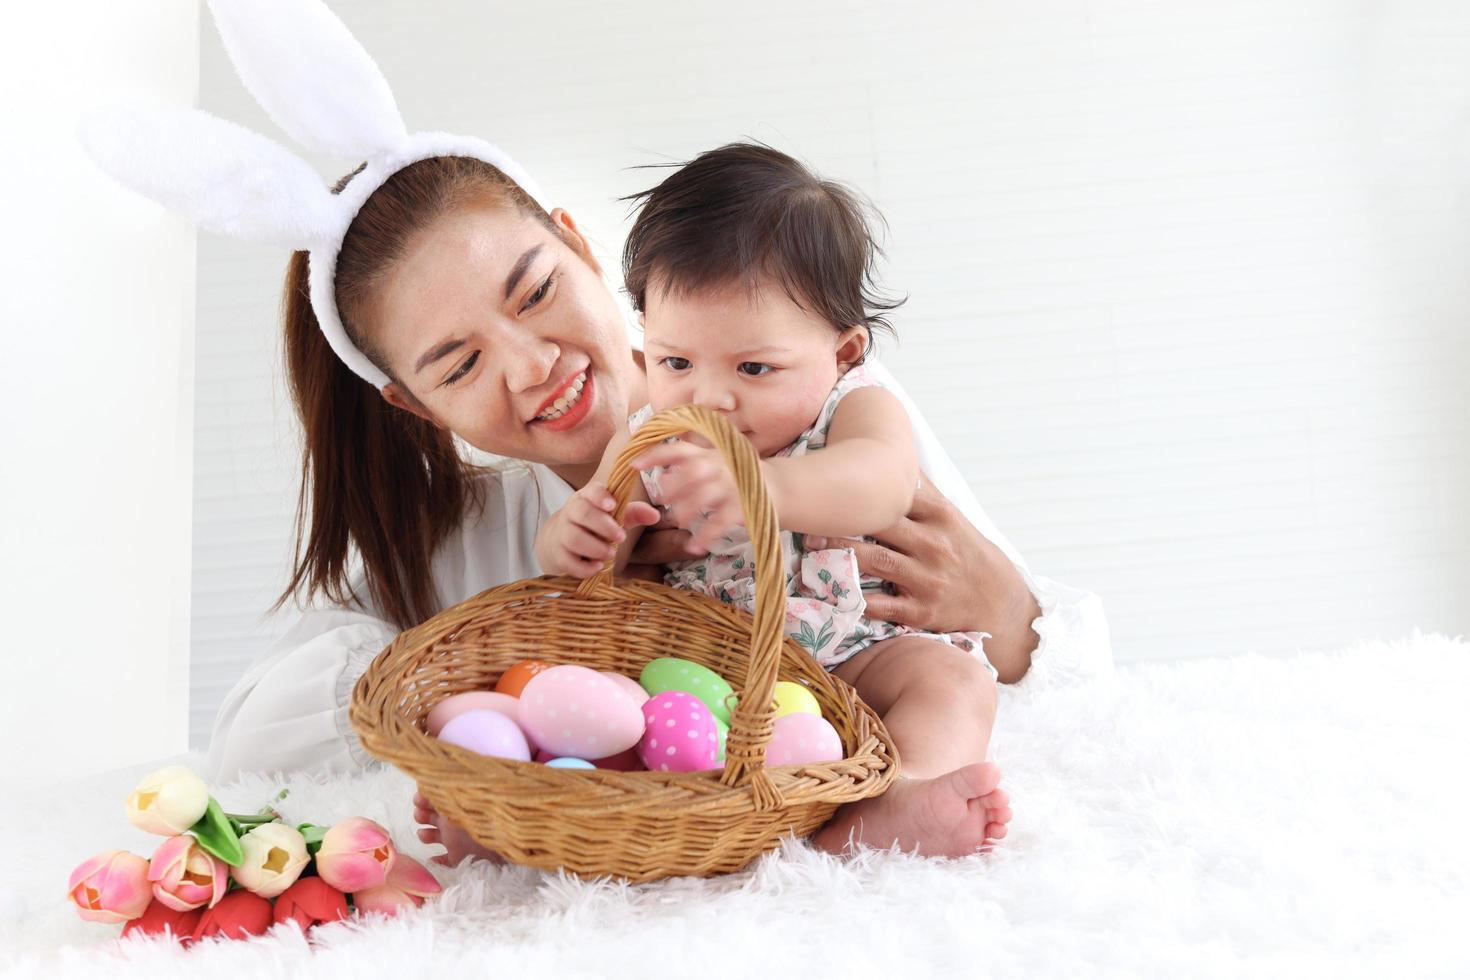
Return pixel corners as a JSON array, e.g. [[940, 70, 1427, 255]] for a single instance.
[[66, 766, 440, 945]]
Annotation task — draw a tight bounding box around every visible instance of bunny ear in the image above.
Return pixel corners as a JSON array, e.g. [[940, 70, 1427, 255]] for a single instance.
[[77, 105, 340, 250], [206, 0, 408, 158]]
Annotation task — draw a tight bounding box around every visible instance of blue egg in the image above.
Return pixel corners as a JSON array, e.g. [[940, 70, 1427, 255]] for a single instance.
[[545, 757, 596, 769]]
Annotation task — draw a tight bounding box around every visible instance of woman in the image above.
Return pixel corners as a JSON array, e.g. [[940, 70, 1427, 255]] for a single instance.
[[205, 155, 1109, 782]]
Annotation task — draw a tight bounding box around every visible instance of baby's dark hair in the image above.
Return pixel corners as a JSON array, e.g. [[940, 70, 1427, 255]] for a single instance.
[[621, 141, 904, 355]]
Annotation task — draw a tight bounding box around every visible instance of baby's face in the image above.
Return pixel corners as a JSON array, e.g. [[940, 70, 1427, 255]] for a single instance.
[[642, 276, 864, 456]]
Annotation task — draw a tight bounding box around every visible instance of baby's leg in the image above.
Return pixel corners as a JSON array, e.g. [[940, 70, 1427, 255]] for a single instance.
[[811, 635, 1012, 857]]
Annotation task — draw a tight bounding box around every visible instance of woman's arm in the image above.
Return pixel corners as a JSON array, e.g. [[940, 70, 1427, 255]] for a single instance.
[[804, 476, 1041, 683], [207, 606, 399, 781]]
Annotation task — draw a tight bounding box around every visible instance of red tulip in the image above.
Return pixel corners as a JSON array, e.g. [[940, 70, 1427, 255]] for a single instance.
[[120, 899, 203, 945], [272, 877, 348, 933], [191, 890, 273, 941]]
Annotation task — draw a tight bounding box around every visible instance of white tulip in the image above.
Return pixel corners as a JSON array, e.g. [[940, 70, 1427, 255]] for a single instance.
[[124, 766, 209, 836], [231, 822, 310, 898]]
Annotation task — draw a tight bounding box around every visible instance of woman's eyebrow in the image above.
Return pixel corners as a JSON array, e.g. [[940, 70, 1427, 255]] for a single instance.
[[415, 337, 466, 375], [503, 245, 544, 300]]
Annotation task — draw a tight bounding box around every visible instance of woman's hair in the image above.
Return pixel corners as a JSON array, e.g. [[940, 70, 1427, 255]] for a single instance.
[[621, 141, 904, 353], [272, 155, 554, 630]]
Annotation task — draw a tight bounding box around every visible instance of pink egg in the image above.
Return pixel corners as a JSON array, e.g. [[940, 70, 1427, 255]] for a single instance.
[[764, 713, 843, 767], [426, 691, 514, 734], [600, 670, 650, 707], [425, 690, 539, 754], [638, 691, 719, 773], [520, 665, 646, 759], [437, 709, 531, 762]]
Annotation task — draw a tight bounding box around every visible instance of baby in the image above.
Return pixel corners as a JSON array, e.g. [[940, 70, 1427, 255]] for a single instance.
[[536, 142, 1011, 857]]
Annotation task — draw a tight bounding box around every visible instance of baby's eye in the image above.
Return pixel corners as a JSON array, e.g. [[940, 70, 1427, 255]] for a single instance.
[[661, 356, 692, 372], [738, 362, 774, 377]]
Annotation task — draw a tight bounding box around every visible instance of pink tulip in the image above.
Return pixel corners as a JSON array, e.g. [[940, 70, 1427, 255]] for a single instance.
[[67, 850, 151, 923], [315, 817, 397, 892], [351, 855, 442, 917], [147, 835, 228, 911]]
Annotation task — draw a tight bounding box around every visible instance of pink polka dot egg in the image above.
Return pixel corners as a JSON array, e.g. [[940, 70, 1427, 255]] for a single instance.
[[519, 665, 646, 759], [638, 691, 720, 773]]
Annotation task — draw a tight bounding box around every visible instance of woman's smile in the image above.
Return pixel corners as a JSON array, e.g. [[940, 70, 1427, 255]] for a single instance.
[[530, 365, 596, 432]]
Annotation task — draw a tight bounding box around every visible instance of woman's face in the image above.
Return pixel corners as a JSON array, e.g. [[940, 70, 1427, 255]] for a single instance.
[[370, 200, 640, 486]]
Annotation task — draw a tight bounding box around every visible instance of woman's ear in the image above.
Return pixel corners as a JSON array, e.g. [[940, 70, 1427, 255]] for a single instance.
[[834, 326, 870, 368], [380, 382, 445, 429], [549, 208, 604, 275]]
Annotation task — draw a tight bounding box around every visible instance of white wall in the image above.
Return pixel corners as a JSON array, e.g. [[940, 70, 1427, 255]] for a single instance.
[[1, 3, 198, 784], [191, 0, 1470, 746]]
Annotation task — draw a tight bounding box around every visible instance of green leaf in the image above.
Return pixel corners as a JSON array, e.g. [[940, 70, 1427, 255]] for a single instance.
[[297, 823, 328, 856], [190, 797, 245, 866]]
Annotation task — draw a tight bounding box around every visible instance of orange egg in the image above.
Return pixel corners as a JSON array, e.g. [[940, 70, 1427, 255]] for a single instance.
[[495, 659, 553, 697]]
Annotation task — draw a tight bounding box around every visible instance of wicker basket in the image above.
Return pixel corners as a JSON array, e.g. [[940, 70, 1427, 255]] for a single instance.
[[349, 404, 900, 882]]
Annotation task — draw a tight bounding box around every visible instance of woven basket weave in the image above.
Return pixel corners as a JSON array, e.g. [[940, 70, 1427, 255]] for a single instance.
[[349, 405, 900, 882]]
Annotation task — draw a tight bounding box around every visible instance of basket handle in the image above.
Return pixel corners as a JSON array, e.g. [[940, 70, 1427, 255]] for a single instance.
[[572, 405, 786, 809]]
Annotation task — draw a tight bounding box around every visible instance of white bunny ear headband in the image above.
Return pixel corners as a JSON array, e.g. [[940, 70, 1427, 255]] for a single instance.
[[78, 0, 552, 391]]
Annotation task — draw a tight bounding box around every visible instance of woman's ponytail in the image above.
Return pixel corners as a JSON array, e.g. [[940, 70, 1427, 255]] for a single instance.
[[270, 248, 482, 631]]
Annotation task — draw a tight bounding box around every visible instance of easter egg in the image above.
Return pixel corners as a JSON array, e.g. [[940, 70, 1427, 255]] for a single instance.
[[764, 713, 843, 767], [714, 716, 728, 762], [545, 757, 596, 769], [437, 709, 531, 762], [773, 681, 822, 718], [600, 671, 650, 707], [495, 659, 553, 697], [589, 747, 645, 772], [520, 665, 646, 759], [639, 658, 735, 725], [728, 681, 822, 722], [638, 691, 719, 773], [425, 691, 525, 738]]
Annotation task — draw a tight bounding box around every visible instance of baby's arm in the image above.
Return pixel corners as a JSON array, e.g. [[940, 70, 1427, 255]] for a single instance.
[[534, 427, 660, 578], [632, 386, 919, 547], [762, 386, 919, 537]]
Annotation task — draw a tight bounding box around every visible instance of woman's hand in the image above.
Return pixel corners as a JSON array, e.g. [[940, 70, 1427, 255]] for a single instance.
[[804, 475, 1040, 683], [535, 482, 659, 578]]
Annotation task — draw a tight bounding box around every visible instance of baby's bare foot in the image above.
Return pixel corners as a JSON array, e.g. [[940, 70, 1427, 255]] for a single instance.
[[811, 762, 1012, 858], [412, 789, 508, 868]]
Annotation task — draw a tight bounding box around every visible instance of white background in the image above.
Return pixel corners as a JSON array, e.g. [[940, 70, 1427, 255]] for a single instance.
[[0, 3, 197, 785], [2, 1, 1465, 775]]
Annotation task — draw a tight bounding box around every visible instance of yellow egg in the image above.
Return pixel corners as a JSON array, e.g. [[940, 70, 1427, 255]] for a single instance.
[[772, 681, 821, 719]]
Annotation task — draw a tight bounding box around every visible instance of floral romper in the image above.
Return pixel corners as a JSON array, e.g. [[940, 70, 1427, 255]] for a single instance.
[[630, 365, 997, 676]]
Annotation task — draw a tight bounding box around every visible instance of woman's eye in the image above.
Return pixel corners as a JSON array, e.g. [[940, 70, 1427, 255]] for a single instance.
[[738, 362, 773, 377], [444, 351, 479, 387], [521, 273, 556, 313], [661, 356, 691, 371]]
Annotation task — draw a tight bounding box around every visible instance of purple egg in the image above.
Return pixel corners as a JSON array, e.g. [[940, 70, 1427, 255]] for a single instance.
[[437, 709, 531, 762]]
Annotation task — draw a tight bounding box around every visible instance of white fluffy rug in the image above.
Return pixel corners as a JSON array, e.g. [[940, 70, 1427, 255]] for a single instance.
[[5, 633, 1467, 979]]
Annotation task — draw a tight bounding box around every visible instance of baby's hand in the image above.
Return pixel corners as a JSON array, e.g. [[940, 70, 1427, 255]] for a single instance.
[[539, 482, 659, 578], [634, 441, 743, 553]]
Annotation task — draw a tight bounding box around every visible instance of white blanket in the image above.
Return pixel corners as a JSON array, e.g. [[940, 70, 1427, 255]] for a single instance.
[[5, 633, 1466, 978]]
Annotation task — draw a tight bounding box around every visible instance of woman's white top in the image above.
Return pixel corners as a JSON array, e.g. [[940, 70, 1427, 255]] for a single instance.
[[206, 360, 1113, 780]]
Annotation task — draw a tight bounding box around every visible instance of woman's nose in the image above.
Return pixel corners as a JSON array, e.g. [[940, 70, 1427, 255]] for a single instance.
[[502, 331, 561, 393]]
